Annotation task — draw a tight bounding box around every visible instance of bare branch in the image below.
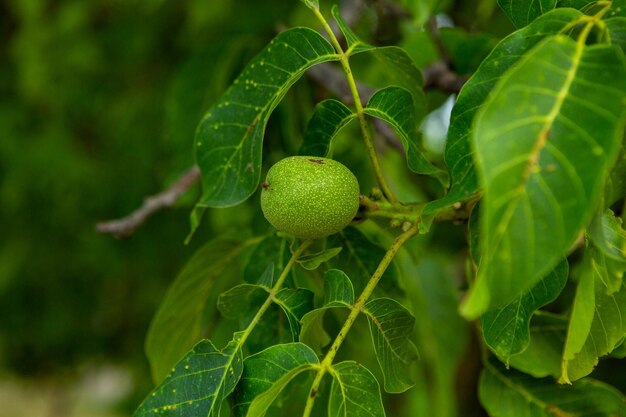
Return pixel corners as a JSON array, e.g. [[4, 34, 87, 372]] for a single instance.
[[95, 166, 201, 239]]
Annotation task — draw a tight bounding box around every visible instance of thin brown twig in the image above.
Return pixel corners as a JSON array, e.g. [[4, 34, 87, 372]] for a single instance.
[[95, 166, 201, 238]]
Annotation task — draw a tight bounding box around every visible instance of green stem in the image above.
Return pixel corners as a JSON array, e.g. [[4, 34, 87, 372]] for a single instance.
[[237, 239, 313, 347], [311, 8, 398, 204], [301, 223, 419, 417]]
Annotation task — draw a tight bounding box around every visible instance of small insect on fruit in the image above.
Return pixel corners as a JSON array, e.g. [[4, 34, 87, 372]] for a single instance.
[[260, 156, 360, 239]]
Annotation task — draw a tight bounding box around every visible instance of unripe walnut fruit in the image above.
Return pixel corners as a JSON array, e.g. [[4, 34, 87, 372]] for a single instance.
[[260, 156, 360, 239]]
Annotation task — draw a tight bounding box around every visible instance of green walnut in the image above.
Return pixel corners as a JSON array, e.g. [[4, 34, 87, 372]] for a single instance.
[[261, 156, 360, 239]]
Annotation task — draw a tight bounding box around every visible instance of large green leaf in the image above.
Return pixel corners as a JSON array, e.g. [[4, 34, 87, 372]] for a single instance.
[[498, 0, 557, 28], [135, 335, 244, 417], [364, 86, 447, 183], [481, 260, 568, 363], [561, 245, 626, 382], [463, 37, 626, 318], [424, 9, 585, 215], [146, 237, 249, 382], [364, 298, 418, 393], [480, 359, 626, 417], [298, 99, 355, 157], [194, 28, 337, 208], [328, 361, 386, 417], [607, 17, 626, 53], [232, 343, 319, 417], [218, 283, 268, 325], [588, 209, 626, 264]]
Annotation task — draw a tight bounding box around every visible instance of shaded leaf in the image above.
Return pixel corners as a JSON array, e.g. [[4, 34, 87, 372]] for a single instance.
[[607, 17, 626, 52], [610, 0, 626, 17], [328, 361, 386, 417], [232, 343, 319, 417], [194, 28, 337, 208], [324, 269, 355, 306], [498, 0, 557, 28], [481, 260, 568, 363], [218, 284, 268, 324], [364, 86, 447, 183], [363, 46, 425, 99], [331, 5, 374, 55], [364, 298, 418, 393], [480, 359, 626, 417], [588, 209, 626, 264], [274, 288, 315, 340], [508, 312, 567, 378], [244, 234, 291, 286], [297, 247, 343, 271], [561, 246, 626, 382], [424, 9, 585, 215], [135, 335, 244, 417], [299, 99, 355, 157], [146, 237, 249, 382], [463, 36, 626, 317]]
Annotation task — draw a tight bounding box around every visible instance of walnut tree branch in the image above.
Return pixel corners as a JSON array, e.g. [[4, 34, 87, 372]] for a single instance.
[[95, 166, 200, 238]]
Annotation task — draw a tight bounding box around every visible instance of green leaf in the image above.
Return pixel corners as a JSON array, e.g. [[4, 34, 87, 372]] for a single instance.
[[607, 17, 626, 52], [146, 237, 249, 382], [364, 86, 447, 184], [508, 312, 567, 378], [610, 0, 626, 17], [363, 46, 425, 98], [424, 9, 585, 215], [481, 260, 568, 363], [298, 99, 356, 157], [588, 209, 626, 264], [364, 298, 419, 393], [480, 359, 626, 417], [299, 270, 355, 353], [244, 235, 291, 286], [299, 0, 319, 10], [331, 5, 374, 55], [274, 288, 315, 340], [327, 227, 401, 295], [555, 0, 594, 8], [561, 246, 626, 382], [297, 247, 344, 270], [232, 343, 319, 417], [328, 361, 386, 417], [218, 284, 268, 324], [324, 269, 355, 306], [498, 0, 557, 28], [194, 28, 337, 208], [134, 335, 244, 417], [462, 36, 626, 318]]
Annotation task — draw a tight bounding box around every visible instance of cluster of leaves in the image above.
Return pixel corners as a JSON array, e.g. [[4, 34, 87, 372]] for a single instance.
[[134, 0, 626, 416]]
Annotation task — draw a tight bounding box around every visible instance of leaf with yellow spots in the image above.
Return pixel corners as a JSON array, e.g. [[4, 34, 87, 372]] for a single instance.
[[462, 35, 626, 318], [134, 334, 244, 417]]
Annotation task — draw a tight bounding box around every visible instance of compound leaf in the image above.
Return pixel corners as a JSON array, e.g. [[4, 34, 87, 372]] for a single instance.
[[299, 99, 355, 157], [297, 247, 344, 271], [274, 288, 315, 341], [328, 361, 386, 417], [424, 9, 585, 215], [481, 260, 568, 363], [195, 28, 337, 208], [331, 5, 374, 55], [364, 86, 447, 183], [463, 36, 626, 318], [232, 343, 318, 417], [364, 298, 419, 393], [324, 269, 355, 307], [135, 335, 244, 417], [146, 237, 249, 382]]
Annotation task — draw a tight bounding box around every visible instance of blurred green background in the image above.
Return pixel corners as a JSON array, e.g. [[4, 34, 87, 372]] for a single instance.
[[0, 0, 511, 415]]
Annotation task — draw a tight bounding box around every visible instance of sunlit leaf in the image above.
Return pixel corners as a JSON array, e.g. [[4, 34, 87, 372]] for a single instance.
[[194, 28, 337, 208], [588, 209, 626, 264], [463, 36, 626, 318], [328, 361, 386, 417], [274, 288, 315, 341], [481, 260, 568, 363], [232, 343, 318, 417], [480, 359, 626, 417], [299, 0, 319, 10], [364, 86, 447, 184], [498, 0, 557, 28], [297, 247, 343, 270], [135, 334, 244, 417], [424, 9, 585, 215], [561, 245, 626, 383], [146, 237, 249, 382], [299, 100, 355, 157], [364, 298, 418, 393]]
